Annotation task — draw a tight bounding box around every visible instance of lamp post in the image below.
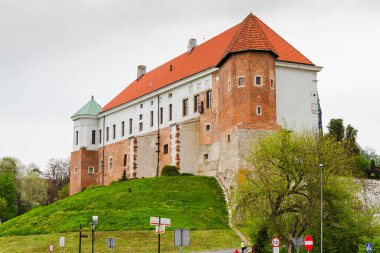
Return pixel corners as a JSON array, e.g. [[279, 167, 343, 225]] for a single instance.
[[92, 216, 98, 253], [319, 163, 324, 253]]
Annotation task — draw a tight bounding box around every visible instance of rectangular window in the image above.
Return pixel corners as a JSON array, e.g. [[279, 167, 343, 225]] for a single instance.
[[206, 90, 212, 108], [238, 76, 245, 87], [75, 131, 79, 145], [106, 127, 109, 141], [121, 121, 125, 137], [123, 154, 127, 167], [88, 166, 94, 174], [108, 157, 113, 171], [74, 167, 78, 175], [183, 98, 189, 116], [150, 111, 154, 127], [270, 79, 275, 89], [113, 124, 116, 139], [100, 161, 104, 172], [204, 154, 209, 161], [256, 105, 262, 116], [168, 93, 172, 98], [205, 124, 211, 131], [91, 130, 96, 144], [139, 122, 143, 131], [99, 130, 102, 144], [255, 75, 262, 86], [194, 95, 200, 112], [129, 118, 132, 134], [139, 114, 143, 120], [160, 107, 163, 124], [140, 103, 143, 108], [228, 80, 231, 92], [169, 104, 172, 121], [163, 144, 169, 154]]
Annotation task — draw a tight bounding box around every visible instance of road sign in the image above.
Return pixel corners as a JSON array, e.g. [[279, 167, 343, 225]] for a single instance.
[[273, 247, 280, 253], [106, 238, 116, 249], [366, 243, 373, 252], [49, 244, 54, 253], [150, 217, 171, 226], [271, 237, 281, 247], [304, 235, 313, 251], [156, 225, 166, 234], [59, 237, 65, 247], [292, 237, 303, 247], [174, 229, 190, 246]]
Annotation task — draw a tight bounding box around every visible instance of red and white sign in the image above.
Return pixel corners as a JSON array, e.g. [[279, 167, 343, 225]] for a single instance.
[[155, 225, 165, 234], [271, 237, 281, 247], [304, 235, 313, 251], [150, 217, 171, 226]]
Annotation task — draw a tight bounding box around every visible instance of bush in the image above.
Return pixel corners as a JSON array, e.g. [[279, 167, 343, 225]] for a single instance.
[[180, 173, 194, 176], [161, 165, 180, 176]]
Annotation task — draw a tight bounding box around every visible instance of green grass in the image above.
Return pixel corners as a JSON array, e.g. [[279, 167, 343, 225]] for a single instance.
[[0, 230, 240, 253], [0, 176, 230, 236]]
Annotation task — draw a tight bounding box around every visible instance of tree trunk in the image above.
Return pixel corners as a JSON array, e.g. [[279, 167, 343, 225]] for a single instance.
[[287, 240, 294, 253]]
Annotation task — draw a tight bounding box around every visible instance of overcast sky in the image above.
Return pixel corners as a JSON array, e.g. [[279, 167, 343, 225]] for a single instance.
[[0, 0, 379, 170]]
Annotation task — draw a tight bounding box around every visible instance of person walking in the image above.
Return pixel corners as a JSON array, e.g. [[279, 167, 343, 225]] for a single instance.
[[241, 240, 247, 253]]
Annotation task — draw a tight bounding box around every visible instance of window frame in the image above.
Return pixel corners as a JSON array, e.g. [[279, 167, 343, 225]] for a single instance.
[[74, 167, 78, 175], [256, 105, 262, 116], [108, 157, 113, 171], [163, 144, 169, 154], [88, 166, 95, 174], [206, 90, 212, 108], [237, 76, 245, 87], [194, 95, 200, 113], [183, 98, 189, 116], [121, 121, 125, 137], [169, 104, 172, 121], [254, 75, 263, 86]]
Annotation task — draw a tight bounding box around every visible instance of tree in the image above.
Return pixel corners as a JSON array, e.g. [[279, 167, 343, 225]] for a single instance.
[[233, 130, 374, 253], [120, 169, 128, 182], [327, 118, 344, 142], [0, 172, 18, 221], [45, 158, 70, 203], [19, 170, 48, 211]]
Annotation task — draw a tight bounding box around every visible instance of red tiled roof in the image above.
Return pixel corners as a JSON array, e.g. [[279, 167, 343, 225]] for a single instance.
[[102, 13, 314, 112]]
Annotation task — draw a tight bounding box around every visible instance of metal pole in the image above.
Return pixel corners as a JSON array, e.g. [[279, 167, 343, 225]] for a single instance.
[[79, 224, 82, 253], [158, 217, 161, 253], [180, 229, 183, 253], [320, 164, 324, 253], [92, 223, 95, 253]]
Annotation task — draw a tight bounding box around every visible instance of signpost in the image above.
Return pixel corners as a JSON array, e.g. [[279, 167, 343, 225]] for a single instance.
[[49, 243, 54, 253], [271, 237, 280, 253], [174, 229, 190, 253], [366, 243, 373, 252], [150, 217, 171, 253], [291, 237, 303, 253], [106, 238, 116, 253], [304, 235, 313, 252]]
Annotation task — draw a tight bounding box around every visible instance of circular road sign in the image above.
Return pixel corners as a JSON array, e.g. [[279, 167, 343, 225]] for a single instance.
[[271, 237, 281, 247], [304, 235, 313, 251]]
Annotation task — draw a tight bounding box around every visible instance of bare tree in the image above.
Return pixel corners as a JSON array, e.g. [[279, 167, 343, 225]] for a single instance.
[[44, 158, 70, 203]]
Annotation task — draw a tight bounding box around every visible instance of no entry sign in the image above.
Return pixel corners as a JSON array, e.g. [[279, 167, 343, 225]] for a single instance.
[[304, 235, 313, 251], [271, 237, 281, 247]]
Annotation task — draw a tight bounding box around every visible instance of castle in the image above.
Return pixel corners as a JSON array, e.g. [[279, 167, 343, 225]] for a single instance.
[[70, 13, 322, 195]]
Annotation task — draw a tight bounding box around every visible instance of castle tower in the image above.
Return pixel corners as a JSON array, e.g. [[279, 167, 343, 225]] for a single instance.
[[70, 96, 101, 194]]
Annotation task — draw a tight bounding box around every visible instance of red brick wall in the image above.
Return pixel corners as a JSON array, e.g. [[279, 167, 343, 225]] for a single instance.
[[70, 148, 98, 195]]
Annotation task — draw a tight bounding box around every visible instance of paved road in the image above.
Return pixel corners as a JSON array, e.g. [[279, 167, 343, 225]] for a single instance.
[[192, 248, 251, 253]]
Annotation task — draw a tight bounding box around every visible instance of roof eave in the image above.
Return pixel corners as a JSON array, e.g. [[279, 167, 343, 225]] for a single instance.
[[216, 49, 279, 68]]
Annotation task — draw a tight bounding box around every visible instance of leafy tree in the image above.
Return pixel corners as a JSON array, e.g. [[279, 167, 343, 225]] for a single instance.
[[327, 118, 344, 142], [233, 130, 374, 253], [19, 170, 48, 211], [161, 165, 180, 176], [0, 172, 18, 221]]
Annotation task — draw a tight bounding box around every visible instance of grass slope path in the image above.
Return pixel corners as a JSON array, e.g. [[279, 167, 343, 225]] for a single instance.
[[0, 176, 230, 236]]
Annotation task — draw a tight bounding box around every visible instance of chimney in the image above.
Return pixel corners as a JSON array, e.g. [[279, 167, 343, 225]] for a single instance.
[[137, 65, 146, 80], [187, 38, 197, 53]]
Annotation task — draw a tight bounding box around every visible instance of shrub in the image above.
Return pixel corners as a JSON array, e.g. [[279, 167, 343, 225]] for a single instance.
[[180, 173, 194, 176], [161, 165, 180, 176]]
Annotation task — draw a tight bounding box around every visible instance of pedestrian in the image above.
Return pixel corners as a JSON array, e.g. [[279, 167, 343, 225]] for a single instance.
[[241, 240, 246, 253]]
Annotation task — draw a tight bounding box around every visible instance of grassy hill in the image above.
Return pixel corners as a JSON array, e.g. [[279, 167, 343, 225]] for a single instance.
[[0, 176, 230, 236]]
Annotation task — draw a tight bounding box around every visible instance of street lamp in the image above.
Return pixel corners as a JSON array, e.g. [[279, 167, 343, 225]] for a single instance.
[[92, 215, 98, 253], [319, 163, 324, 253]]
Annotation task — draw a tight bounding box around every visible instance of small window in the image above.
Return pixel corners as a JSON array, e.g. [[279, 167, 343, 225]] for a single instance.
[[205, 124, 211, 131], [139, 114, 143, 120], [139, 122, 143, 131], [99, 130, 102, 144], [194, 95, 200, 112], [121, 121, 125, 137], [88, 166, 94, 174], [168, 93, 172, 98], [140, 103, 143, 108], [160, 107, 163, 124], [256, 105, 262, 116], [255, 75, 263, 86], [106, 127, 109, 141], [100, 161, 104, 172], [108, 157, 113, 171], [113, 124, 116, 139], [238, 76, 245, 87], [228, 80, 231, 92], [150, 111, 154, 127], [270, 79, 275, 89], [91, 130, 96, 144], [129, 118, 133, 134], [183, 98, 189, 116], [163, 144, 169, 154], [228, 134, 231, 143], [206, 90, 212, 108], [75, 131, 79, 145], [74, 167, 78, 175], [123, 154, 127, 167], [204, 154, 209, 161], [169, 104, 172, 121], [215, 76, 220, 81], [151, 100, 154, 105]]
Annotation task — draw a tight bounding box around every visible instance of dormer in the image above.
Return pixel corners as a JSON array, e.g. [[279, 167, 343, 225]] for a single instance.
[[71, 96, 102, 151]]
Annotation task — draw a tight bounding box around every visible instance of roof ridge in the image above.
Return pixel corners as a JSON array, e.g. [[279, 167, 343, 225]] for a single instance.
[[251, 15, 278, 55]]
